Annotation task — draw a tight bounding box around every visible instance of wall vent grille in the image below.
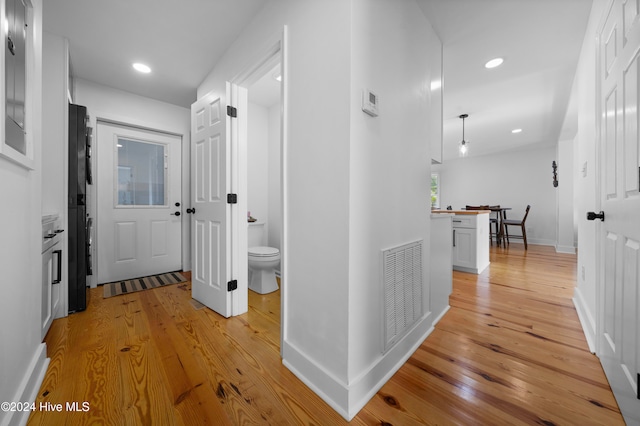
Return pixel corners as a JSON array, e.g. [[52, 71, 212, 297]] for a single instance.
[[382, 240, 423, 352]]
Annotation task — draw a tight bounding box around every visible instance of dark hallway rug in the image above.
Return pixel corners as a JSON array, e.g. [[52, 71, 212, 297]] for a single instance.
[[102, 271, 187, 298]]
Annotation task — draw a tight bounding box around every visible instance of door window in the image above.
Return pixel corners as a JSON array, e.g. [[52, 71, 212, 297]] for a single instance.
[[116, 138, 166, 206]]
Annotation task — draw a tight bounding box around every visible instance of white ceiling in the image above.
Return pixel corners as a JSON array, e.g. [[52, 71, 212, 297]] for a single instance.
[[417, 0, 592, 160], [43, 0, 267, 108], [44, 0, 592, 160]]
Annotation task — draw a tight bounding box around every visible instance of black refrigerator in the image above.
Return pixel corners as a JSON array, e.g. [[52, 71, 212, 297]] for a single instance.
[[68, 103, 89, 313]]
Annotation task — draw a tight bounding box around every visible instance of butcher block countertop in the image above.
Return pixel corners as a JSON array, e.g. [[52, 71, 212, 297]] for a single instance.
[[432, 210, 490, 215]]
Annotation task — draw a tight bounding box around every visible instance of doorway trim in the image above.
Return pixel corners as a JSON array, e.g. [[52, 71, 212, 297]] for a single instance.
[[230, 26, 288, 355]]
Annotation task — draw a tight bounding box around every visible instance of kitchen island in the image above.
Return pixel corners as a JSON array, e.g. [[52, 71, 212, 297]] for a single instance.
[[432, 210, 490, 274]]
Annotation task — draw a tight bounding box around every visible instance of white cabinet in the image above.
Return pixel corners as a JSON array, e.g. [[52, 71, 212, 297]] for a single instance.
[[41, 248, 54, 339], [451, 213, 490, 274], [453, 226, 475, 269]]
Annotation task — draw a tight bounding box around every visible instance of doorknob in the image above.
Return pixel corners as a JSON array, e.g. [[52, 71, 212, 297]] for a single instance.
[[586, 211, 605, 221], [171, 211, 181, 216], [186, 208, 196, 214]]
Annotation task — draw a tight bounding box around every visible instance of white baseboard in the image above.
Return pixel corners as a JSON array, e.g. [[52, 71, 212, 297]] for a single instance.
[[555, 245, 576, 254], [1, 344, 49, 426], [347, 315, 433, 419], [504, 238, 556, 247], [282, 341, 350, 419], [282, 313, 434, 421], [431, 305, 450, 327], [573, 287, 596, 353]]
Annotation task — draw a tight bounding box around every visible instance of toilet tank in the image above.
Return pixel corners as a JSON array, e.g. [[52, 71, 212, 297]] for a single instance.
[[248, 222, 266, 247]]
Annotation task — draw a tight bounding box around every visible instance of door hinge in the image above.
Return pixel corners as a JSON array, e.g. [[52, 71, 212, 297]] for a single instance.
[[227, 280, 238, 292], [227, 105, 237, 118], [227, 193, 237, 204]]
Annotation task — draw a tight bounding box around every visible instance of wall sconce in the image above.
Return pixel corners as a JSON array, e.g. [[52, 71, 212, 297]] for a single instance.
[[552, 161, 558, 187]]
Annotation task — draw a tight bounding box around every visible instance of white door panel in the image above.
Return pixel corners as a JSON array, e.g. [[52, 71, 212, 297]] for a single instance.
[[151, 220, 169, 257], [190, 87, 232, 317], [97, 122, 182, 283], [597, 1, 640, 422]]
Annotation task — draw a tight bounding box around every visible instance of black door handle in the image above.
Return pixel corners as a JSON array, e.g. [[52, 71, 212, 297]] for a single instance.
[[586, 211, 605, 221], [186, 208, 196, 214]]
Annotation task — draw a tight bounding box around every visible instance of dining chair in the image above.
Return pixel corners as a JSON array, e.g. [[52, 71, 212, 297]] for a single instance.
[[466, 205, 498, 245], [503, 205, 531, 249], [488, 205, 501, 246]]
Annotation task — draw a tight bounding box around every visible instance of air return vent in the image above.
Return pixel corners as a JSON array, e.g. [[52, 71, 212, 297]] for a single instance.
[[382, 240, 424, 352]]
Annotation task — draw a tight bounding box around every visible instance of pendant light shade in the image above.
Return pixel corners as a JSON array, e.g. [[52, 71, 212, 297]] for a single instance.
[[459, 114, 469, 157]]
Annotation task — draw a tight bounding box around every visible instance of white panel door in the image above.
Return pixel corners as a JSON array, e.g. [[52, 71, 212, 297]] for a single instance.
[[597, 1, 640, 423], [97, 122, 182, 284], [190, 85, 233, 318]]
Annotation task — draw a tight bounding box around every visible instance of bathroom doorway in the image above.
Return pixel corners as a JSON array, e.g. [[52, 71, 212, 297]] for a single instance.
[[244, 61, 283, 329], [230, 36, 286, 353]]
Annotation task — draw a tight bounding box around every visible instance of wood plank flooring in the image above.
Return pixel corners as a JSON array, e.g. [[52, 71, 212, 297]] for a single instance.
[[28, 244, 625, 425]]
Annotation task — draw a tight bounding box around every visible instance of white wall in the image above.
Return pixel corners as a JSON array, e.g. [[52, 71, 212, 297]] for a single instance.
[[556, 137, 576, 253], [247, 102, 269, 230], [0, 2, 49, 425], [74, 79, 191, 284], [247, 100, 282, 252], [347, 0, 435, 414], [42, 34, 67, 216], [197, 0, 439, 419], [433, 146, 557, 246], [571, 0, 607, 351]]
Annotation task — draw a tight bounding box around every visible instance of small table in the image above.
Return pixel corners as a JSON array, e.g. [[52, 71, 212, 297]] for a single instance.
[[488, 207, 511, 246]]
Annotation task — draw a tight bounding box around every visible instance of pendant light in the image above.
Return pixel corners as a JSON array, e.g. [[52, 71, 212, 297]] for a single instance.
[[459, 114, 469, 157]]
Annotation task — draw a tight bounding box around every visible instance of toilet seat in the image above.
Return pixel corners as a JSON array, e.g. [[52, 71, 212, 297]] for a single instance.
[[248, 246, 280, 258]]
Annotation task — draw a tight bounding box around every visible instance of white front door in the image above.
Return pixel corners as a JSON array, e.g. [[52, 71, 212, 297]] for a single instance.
[[190, 85, 236, 317], [97, 122, 182, 284], [597, 1, 640, 423]]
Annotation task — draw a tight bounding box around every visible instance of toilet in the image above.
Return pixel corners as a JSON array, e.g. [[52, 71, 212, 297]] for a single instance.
[[248, 222, 280, 294]]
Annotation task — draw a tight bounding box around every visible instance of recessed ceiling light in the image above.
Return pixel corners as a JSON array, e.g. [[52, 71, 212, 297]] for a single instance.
[[485, 58, 504, 69], [512, 128, 522, 134], [132, 62, 151, 74]]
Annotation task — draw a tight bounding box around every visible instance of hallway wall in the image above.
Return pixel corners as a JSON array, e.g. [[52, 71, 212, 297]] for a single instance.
[[197, 0, 440, 419], [0, 2, 47, 425]]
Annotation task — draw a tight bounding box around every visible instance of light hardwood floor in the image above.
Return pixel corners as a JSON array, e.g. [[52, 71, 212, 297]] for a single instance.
[[28, 244, 624, 425]]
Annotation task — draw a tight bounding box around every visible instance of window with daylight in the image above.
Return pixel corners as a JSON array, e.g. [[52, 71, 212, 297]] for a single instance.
[[431, 173, 440, 209]]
